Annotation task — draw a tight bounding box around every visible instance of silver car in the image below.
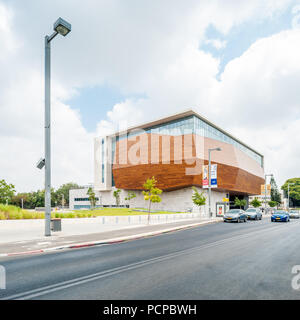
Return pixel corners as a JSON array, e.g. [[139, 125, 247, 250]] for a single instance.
[[224, 209, 247, 223], [246, 208, 262, 220], [289, 210, 300, 219]]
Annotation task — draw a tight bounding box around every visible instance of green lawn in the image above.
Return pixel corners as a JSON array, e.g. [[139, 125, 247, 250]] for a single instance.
[[72, 207, 185, 216], [0, 204, 187, 220]]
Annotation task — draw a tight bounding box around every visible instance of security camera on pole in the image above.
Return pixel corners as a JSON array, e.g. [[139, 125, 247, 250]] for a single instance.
[[37, 17, 71, 236]]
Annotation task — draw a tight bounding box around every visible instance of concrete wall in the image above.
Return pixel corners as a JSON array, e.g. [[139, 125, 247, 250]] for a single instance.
[[70, 186, 226, 217]]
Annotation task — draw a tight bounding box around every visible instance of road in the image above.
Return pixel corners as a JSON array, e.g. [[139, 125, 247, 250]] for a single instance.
[[1, 217, 300, 300]]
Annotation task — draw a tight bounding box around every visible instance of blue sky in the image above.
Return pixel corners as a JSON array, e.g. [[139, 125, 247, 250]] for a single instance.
[[65, 2, 296, 132], [66, 85, 145, 132], [2, 0, 300, 191]]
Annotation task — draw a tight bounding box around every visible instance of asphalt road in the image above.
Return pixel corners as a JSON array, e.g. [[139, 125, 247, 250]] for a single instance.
[[1, 217, 300, 300]]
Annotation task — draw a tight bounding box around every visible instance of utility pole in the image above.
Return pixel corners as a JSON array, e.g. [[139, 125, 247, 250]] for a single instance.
[[43, 18, 71, 236], [208, 147, 221, 218], [264, 174, 273, 214]]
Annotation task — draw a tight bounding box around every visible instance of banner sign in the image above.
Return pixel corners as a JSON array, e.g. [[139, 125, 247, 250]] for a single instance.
[[210, 164, 217, 188], [202, 164, 217, 188], [261, 184, 271, 195], [202, 165, 209, 188]]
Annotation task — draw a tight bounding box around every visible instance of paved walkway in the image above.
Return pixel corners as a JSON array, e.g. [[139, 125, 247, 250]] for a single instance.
[[0, 217, 221, 256]]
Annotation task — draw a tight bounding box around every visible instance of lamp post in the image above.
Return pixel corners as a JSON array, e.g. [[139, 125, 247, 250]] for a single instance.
[[208, 147, 222, 218], [44, 18, 71, 236], [264, 173, 273, 214], [287, 182, 295, 211]]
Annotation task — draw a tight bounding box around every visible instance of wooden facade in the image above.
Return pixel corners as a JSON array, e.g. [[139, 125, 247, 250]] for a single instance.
[[112, 133, 264, 195]]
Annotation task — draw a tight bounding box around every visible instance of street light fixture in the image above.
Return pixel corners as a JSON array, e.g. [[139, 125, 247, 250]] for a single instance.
[[44, 17, 71, 236], [208, 147, 222, 218], [264, 173, 273, 214]]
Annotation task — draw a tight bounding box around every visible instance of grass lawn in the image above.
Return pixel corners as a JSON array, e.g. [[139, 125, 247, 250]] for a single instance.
[[0, 204, 188, 220], [72, 207, 185, 216]]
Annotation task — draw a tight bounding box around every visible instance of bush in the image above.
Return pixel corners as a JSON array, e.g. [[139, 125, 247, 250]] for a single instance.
[[0, 212, 6, 220], [22, 211, 34, 219], [66, 212, 75, 218]]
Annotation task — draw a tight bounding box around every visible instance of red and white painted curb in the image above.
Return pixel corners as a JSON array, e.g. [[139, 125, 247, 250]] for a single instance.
[[0, 219, 221, 258]]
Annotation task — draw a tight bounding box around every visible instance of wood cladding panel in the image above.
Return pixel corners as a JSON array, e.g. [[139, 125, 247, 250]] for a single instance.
[[111, 133, 264, 195], [113, 161, 264, 195]]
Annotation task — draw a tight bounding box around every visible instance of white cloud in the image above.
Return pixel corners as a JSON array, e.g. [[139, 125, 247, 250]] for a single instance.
[[0, 0, 298, 192], [205, 39, 227, 50]]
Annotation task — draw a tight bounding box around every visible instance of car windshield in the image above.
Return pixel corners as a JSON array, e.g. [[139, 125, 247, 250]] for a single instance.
[[290, 211, 298, 214], [274, 211, 286, 214], [227, 209, 240, 214], [246, 209, 256, 212]]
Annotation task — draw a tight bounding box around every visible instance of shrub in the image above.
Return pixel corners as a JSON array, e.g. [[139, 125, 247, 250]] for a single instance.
[[22, 211, 34, 219], [66, 212, 75, 218], [0, 212, 6, 220]]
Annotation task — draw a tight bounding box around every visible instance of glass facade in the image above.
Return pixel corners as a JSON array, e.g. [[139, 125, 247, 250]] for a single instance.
[[110, 115, 263, 167], [74, 197, 99, 202], [101, 139, 104, 183]]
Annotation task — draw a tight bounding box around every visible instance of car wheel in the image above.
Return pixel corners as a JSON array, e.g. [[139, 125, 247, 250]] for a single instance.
[[255, 216, 258, 220], [244, 218, 247, 222]]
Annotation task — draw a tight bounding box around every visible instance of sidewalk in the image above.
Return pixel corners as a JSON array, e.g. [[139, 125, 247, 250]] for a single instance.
[[0, 217, 221, 258]]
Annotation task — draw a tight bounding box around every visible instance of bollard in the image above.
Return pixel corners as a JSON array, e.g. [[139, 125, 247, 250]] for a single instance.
[[139, 215, 141, 224], [102, 217, 105, 224], [116, 217, 118, 224], [128, 216, 131, 224]]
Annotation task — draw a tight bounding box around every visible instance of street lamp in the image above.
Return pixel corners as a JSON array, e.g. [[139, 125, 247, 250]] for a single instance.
[[264, 173, 273, 214], [287, 182, 295, 211], [208, 147, 222, 218], [44, 17, 71, 236]]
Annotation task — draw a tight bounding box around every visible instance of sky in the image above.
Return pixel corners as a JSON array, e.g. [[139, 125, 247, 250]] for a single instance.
[[0, 0, 300, 192]]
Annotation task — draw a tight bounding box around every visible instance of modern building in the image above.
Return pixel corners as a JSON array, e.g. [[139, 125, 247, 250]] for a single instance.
[[70, 109, 265, 216]]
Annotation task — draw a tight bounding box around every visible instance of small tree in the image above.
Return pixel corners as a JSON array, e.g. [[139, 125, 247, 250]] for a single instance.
[[113, 189, 121, 206], [125, 191, 136, 208], [250, 197, 261, 208], [0, 179, 15, 204], [268, 200, 277, 208], [142, 177, 162, 224], [192, 186, 206, 214], [87, 187, 96, 209], [234, 197, 246, 209]]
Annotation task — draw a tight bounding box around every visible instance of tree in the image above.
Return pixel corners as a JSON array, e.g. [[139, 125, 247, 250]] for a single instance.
[[0, 179, 15, 204], [56, 182, 81, 206], [113, 189, 121, 206], [281, 178, 300, 208], [268, 200, 277, 208], [270, 176, 281, 206], [142, 177, 162, 224], [125, 191, 136, 208], [191, 186, 206, 213], [250, 197, 261, 208], [234, 197, 246, 209], [87, 187, 96, 209]]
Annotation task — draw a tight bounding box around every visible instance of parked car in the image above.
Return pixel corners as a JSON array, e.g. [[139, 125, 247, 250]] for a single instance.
[[289, 210, 300, 219], [271, 210, 290, 222], [224, 209, 247, 223], [246, 208, 262, 220]]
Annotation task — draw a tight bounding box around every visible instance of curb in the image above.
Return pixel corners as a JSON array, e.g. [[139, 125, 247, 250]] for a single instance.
[[0, 219, 221, 258]]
